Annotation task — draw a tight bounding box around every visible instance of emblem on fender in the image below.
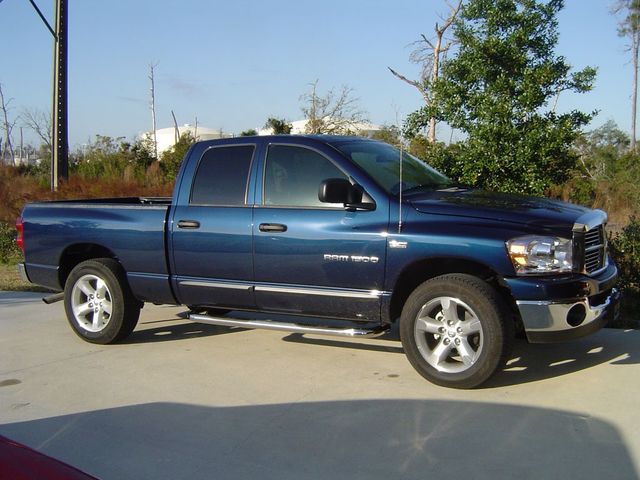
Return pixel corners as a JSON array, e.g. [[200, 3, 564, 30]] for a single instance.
[[323, 254, 379, 264]]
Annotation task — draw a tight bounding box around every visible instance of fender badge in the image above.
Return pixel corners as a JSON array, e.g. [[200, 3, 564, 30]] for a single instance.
[[323, 254, 379, 264]]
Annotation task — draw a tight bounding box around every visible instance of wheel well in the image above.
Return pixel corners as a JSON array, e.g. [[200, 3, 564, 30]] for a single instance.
[[58, 244, 118, 288], [388, 258, 521, 329]]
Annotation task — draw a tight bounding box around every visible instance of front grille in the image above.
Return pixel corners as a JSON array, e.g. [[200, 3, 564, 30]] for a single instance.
[[581, 225, 607, 274]]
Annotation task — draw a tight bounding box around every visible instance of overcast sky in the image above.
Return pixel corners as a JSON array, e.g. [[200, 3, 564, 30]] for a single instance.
[[0, 0, 633, 147]]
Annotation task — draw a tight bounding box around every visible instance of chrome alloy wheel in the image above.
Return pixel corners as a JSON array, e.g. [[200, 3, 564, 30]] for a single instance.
[[413, 296, 484, 373], [70, 274, 113, 333]]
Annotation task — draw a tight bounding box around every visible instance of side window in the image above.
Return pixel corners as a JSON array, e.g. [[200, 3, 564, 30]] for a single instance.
[[264, 145, 347, 207], [190, 145, 254, 205]]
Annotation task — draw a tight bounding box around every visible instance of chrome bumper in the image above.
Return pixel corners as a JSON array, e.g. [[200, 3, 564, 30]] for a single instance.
[[17, 263, 30, 282], [516, 288, 620, 343]]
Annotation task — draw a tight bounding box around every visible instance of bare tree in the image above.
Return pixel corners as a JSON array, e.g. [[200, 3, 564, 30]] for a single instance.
[[149, 62, 159, 159], [0, 83, 17, 165], [171, 110, 180, 144], [613, 0, 640, 151], [388, 0, 462, 143], [300, 80, 368, 135], [21, 107, 52, 150]]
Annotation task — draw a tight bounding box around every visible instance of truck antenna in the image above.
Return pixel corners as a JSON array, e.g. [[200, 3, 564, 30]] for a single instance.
[[398, 140, 403, 233], [396, 109, 404, 234]]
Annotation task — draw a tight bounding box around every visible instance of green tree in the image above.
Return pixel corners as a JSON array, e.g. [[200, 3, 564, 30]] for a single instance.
[[406, 0, 596, 195], [240, 128, 257, 136], [70, 135, 155, 182], [160, 132, 196, 182], [264, 117, 292, 134], [574, 120, 630, 180], [371, 125, 402, 147], [563, 121, 640, 216], [71, 135, 128, 179]]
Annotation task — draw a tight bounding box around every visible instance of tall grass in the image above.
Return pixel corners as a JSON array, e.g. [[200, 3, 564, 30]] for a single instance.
[[0, 164, 173, 225]]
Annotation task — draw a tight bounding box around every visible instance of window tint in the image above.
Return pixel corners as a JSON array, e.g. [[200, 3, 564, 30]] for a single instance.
[[190, 145, 254, 205], [264, 145, 347, 207]]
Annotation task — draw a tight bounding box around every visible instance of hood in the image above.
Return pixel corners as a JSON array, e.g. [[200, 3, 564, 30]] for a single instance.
[[407, 187, 591, 231]]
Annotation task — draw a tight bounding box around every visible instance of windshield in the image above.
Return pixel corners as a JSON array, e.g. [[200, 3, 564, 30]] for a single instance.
[[335, 141, 451, 195]]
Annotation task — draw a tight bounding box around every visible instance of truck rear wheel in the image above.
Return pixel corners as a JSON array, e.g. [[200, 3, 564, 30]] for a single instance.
[[64, 258, 141, 344], [400, 274, 513, 389]]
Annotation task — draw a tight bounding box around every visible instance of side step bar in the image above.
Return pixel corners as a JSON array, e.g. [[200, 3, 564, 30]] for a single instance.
[[186, 312, 389, 338], [42, 293, 64, 305]]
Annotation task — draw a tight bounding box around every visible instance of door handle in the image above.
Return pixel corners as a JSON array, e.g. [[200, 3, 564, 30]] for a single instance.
[[177, 220, 200, 229], [259, 223, 287, 233]]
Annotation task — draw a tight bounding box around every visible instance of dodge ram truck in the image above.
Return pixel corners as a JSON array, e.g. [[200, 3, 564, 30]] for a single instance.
[[16, 135, 620, 388]]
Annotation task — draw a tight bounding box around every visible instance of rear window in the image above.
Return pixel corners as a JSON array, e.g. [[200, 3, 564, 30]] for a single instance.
[[190, 145, 254, 205]]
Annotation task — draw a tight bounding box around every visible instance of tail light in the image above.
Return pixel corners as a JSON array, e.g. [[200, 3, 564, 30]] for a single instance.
[[16, 216, 24, 253]]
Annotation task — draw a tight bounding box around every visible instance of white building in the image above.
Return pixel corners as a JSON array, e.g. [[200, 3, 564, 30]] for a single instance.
[[143, 124, 232, 154], [258, 119, 382, 136]]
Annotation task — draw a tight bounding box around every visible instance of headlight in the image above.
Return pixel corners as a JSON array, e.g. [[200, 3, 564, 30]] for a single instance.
[[506, 235, 573, 275]]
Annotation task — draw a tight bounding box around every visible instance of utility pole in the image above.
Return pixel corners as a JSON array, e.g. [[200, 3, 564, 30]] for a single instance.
[[27, 0, 68, 191], [51, 0, 68, 189]]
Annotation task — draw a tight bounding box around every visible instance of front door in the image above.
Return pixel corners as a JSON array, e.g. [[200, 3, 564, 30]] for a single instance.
[[253, 144, 388, 321]]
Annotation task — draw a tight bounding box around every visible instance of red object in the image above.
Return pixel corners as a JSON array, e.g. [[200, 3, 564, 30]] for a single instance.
[[0, 435, 98, 480], [15, 216, 24, 253]]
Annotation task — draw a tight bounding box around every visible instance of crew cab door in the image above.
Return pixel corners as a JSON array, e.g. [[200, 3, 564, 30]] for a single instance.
[[170, 143, 257, 309], [253, 144, 388, 321]]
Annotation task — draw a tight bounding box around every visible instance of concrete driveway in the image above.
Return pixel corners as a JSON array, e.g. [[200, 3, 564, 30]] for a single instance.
[[1, 291, 639, 479]]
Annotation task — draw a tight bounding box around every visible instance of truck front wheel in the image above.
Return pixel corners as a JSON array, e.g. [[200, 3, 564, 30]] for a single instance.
[[64, 259, 141, 344], [400, 274, 513, 389]]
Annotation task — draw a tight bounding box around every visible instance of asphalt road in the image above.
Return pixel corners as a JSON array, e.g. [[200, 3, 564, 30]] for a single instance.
[[1, 291, 639, 479]]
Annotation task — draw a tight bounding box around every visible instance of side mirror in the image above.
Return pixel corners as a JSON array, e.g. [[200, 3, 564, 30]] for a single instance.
[[318, 178, 375, 211], [318, 178, 359, 204]]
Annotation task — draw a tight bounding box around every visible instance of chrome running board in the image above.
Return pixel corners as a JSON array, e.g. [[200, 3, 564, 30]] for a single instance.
[[186, 312, 389, 338]]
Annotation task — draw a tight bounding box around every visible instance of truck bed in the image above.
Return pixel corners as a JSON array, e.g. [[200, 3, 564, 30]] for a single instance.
[[21, 198, 176, 304]]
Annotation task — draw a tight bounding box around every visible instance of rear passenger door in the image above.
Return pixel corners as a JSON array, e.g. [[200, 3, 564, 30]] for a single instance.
[[253, 144, 388, 321], [171, 144, 256, 309]]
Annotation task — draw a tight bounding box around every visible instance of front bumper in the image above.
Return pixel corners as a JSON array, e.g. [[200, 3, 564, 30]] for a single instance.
[[516, 288, 621, 343], [505, 261, 620, 343]]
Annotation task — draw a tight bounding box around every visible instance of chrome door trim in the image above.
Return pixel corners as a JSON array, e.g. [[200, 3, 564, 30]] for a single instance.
[[254, 285, 387, 299], [178, 279, 388, 298], [179, 280, 252, 290]]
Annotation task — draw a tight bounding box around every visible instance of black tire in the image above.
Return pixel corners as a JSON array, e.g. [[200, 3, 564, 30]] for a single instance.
[[399, 274, 513, 389], [64, 258, 141, 344]]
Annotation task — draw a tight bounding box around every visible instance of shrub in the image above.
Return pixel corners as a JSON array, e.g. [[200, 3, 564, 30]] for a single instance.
[[555, 122, 640, 226], [407, 138, 467, 182], [0, 221, 21, 264], [160, 132, 196, 182], [0, 165, 50, 224], [610, 217, 640, 291], [609, 217, 640, 328]]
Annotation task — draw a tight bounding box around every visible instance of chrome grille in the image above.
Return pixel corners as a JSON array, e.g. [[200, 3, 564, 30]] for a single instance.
[[582, 225, 607, 274]]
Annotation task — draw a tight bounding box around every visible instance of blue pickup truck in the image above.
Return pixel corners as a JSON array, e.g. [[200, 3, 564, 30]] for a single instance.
[[16, 135, 620, 388]]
